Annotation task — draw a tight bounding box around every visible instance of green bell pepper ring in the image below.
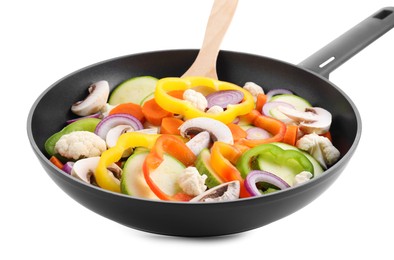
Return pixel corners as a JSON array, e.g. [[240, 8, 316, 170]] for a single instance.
[[236, 143, 314, 186]]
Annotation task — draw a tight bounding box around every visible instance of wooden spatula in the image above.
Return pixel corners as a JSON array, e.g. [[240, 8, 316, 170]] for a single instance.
[[182, 0, 238, 79]]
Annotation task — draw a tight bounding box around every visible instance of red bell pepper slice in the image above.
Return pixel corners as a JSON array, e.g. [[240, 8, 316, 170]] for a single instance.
[[142, 134, 197, 201], [237, 110, 286, 147]]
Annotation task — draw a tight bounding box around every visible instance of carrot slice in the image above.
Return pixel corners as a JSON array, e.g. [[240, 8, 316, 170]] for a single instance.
[[160, 117, 184, 135], [283, 125, 299, 146], [109, 102, 145, 123], [50, 156, 64, 170], [142, 98, 173, 126]]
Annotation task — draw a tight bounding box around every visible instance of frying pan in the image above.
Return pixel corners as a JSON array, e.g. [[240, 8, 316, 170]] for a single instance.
[[27, 7, 394, 237]]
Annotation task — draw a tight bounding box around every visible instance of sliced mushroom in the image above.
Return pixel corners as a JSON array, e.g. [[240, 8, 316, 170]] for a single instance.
[[278, 106, 332, 134], [106, 125, 133, 148], [71, 80, 110, 116], [106, 125, 134, 157], [179, 117, 234, 145], [185, 131, 211, 156], [106, 164, 122, 180], [277, 105, 316, 122], [71, 157, 122, 186], [190, 181, 240, 202]]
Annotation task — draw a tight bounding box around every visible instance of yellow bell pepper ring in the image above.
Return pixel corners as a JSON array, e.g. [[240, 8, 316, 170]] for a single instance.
[[154, 76, 254, 124], [94, 132, 160, 193]]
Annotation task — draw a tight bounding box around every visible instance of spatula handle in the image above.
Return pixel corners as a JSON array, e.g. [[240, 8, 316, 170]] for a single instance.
[[182, 0, 238, 79], [299, 7, 394, 79]]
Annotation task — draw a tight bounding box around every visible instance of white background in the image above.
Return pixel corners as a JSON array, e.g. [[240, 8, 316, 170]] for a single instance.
[[2, 0, 394, 259]]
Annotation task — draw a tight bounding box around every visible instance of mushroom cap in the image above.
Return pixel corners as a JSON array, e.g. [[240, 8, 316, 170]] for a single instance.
[[300, 107, 332, 134], [105, 125, 134, 157], [71, 80, 110, 116], [190, 181, 240, 202], [278, 106, 332, 134], [179, 117, 234, 145], [71, 157, 121, 185], [105, 125, 134, 148]]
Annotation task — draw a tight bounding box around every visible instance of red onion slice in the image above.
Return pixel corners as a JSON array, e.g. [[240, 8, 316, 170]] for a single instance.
[[206, 90, 244, 109], [262, 101, 295, 116], [245, 170, 290, 196], [246, 127, 271, 140], [231, 117, 240, 124], [94, 113, 143, 139], [266, 88, 293, 101], [62, 161, 74, 175], [66, 113, 101, 124]]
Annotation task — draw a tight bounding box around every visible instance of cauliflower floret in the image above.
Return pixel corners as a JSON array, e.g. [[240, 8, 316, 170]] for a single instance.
[[294, 171, 313, 186], [183, 89, 208, 111], [206, 105, 224, 114], [243, 82, 264, 100], [178, 167, 207, 196], [296, 133, 340, 169], [55, 131, 107, 160]]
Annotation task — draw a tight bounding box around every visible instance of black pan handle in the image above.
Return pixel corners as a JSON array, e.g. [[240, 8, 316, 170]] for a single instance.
[[298, 7, 394, 79]]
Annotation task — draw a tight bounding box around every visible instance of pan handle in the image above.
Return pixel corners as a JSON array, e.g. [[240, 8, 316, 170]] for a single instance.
[[298, 7, 394, 79]]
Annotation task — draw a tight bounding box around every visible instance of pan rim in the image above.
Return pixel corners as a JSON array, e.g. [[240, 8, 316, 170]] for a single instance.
[[26, 48, 362, 205]]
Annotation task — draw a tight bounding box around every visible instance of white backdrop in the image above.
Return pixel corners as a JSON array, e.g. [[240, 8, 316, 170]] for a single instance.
[[2, 0, 394, 259]]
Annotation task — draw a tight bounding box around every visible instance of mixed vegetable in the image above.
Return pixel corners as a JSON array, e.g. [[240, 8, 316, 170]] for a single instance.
[[45, 75, 340, 202]]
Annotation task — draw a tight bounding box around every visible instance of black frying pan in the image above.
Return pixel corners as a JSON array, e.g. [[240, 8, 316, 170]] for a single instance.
[[27, 7, 394, 237]]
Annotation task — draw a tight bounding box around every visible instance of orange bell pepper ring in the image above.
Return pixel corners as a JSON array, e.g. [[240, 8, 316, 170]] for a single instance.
[[210, 141, 251, 198]]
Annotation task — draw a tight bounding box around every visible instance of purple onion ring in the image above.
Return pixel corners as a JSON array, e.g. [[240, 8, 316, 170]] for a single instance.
[[206, 90, 244, 109], [266, 88, 293, 100], [246, 127, 271, 140], [94, 113, 143, 139], [61, 161, 75, 175], [245, 170, 290, 196]]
